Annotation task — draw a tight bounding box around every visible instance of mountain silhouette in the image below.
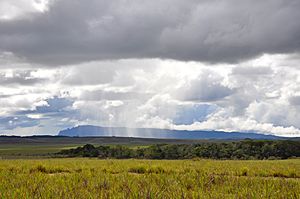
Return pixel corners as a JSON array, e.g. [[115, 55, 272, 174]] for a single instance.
[[58, 125, 285, 140]]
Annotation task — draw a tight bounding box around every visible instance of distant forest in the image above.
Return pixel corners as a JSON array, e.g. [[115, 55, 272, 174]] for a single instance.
[[58, 140, 300, 160]]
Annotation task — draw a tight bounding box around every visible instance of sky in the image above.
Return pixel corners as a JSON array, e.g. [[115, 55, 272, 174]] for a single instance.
[[0, 0, 300, 137]]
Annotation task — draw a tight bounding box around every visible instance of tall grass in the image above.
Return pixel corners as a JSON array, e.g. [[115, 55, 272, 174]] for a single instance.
[[0, 158, 299, 198]]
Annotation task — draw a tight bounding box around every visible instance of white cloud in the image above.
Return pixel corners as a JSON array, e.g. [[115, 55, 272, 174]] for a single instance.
[[0, 55, 299, 137], [0, 0, 50, 20], [1, 1, 300, 137]]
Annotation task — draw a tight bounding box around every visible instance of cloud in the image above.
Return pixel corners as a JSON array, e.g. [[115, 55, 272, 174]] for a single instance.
[[61, 62, 116, 85], [0, 56, 300, 136], [0, 116, 39, 130], [175, 114, 300, 137], [34, 96, 74, 113], [172, 104, 218, 125], [232, 66, 273, 76], [0, 70, 46, 85], [0, 0, 48, 20], [0, 0, 300, 65], [0, 96, 76, 131], [174, 70, 235, 102], [289, 96, 300, 106], [79, 90, 151, 101], [4, 1, 300, 136]]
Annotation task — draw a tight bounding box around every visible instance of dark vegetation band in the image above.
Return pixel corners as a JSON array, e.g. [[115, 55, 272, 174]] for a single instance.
[[58, 139, 300, 160]]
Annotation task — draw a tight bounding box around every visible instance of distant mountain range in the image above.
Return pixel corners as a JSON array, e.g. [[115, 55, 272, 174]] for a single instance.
[[58, 125, 287, 140]]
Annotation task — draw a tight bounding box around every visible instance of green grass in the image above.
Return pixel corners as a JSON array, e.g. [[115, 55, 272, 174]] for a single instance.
[[0, 158, 299, 198], [0, 144, 81, 158]]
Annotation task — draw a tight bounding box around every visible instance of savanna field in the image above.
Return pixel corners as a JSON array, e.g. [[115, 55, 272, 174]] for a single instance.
[[0, 158, 299, 199], [2, 0, 300, 199]]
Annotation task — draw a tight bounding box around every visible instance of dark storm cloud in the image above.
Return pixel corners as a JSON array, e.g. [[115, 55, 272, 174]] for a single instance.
[[0, 0, 300, 65]]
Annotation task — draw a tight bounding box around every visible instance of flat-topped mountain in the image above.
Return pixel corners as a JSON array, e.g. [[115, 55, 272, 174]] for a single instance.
[[58, 125, 285, 140]]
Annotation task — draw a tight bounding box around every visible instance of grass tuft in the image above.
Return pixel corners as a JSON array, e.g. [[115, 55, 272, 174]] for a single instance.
[[128, 166, 147, 174], [240, 167, 249, 176]]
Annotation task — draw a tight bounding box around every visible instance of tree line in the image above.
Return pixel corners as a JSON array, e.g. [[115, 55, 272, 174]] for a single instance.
[[57, 139, 300, 160]]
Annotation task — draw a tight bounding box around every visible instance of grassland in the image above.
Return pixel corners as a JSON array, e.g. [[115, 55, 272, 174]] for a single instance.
[[0, 158, 299, 198], [0, 136, 222, 158], [0, 144, 81, 158], [0, 137, 299, 198]]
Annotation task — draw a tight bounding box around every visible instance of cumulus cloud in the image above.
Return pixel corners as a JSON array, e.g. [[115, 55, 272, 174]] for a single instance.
[[0, 0, 49, 20], [0, 56, 299, 136], [175, 114, 300, 137], [1, 1, 300, 137], [174, 70, 235, 102], [0, 0, 300, 65], [0, 70, 46, 85], [0, 116, 39, 130]]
